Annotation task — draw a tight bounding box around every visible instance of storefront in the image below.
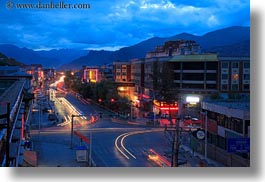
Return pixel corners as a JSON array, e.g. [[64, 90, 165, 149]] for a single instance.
[[153, 100, 178, 118]]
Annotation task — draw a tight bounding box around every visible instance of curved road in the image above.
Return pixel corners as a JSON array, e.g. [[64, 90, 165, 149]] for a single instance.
[[32, 93, 170, 167]]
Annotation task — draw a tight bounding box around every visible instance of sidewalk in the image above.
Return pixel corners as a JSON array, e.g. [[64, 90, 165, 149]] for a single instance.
[[179, 145, 225, 167]]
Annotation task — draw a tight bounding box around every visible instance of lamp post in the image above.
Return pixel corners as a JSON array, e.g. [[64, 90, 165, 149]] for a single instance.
[[201, 110, 208, 163]]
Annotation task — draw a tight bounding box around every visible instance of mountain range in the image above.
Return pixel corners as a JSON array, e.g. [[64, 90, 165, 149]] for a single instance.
[[0, 44, 88, 68], [60, 26, 250, 70], [0, 26, 250, 70]]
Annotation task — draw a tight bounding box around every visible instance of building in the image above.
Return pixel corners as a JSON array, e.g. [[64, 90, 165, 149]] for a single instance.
[[42, 68, 55, 81], [99, 64, 114, 82], [25, 64, 43, 91], [197, 100, 250, 167], [141, 40, 218, 116], [0, 67, 34, 167], [219, 57, 250, 93], [82, 66, 100, 83], [130, 59, 144, 107], [113, 62, 134, 100]]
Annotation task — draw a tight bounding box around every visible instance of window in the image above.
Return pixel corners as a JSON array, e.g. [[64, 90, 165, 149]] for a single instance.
[[221, 84, 228, 90], [183, 73, 204, 80], [174, 73, 180, 80], [243, 74, 250, 80], [232, 62, 239, 68], [232, 74, 239, 81], [243, 84, 250, 90], [231, 84, 239, 91], [230, 117, 243, 134], [222, 74, 228, 80], [217, 114, 225, 126], [208, 133, 217, 145], [206, 73, 217, 80], [221, 62, 228, 68], [244, 62, 250, 68], [217, 136, 226, 150], [206, 84, 217, 89]]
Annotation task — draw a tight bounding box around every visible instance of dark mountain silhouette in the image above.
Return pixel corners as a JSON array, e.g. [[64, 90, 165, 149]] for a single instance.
[[0, 44, 88, 68], [0, 52, 24, 66], [61, 26, 250, 70]]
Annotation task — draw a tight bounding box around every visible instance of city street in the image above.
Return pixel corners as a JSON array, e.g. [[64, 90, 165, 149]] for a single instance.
[[29, 92, 172, 167], [29, 90, 224, 167]]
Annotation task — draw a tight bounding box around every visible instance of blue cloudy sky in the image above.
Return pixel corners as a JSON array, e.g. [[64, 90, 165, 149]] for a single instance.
[[0, 0, 250, 50]]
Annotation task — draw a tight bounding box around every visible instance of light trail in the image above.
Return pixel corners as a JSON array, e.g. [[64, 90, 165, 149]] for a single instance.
[[115, 128, 163, 160]]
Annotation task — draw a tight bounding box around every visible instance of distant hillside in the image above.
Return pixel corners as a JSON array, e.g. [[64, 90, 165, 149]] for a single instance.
[[204, 40, 250, 57], [0, 52, 24, 66], [0, 44, 88, 68], [61, 26, 250, 70]]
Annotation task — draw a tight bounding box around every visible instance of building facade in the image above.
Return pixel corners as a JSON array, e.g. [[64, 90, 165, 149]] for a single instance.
[[197, 101, 250, 166], [219, 57, 250, 93]]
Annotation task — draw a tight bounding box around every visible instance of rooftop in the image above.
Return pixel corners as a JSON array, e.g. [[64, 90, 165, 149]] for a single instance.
[[202, 100, 250, 111], [168, 54, 218, 62]]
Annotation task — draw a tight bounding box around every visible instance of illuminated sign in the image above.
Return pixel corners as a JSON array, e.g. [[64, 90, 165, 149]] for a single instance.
[[186, 96, 200, 103]]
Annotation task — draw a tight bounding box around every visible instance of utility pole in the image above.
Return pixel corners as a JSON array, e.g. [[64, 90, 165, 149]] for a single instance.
[[70, 115, 74, 149], [165, 112, 180, 167], [204, 111, 208, 163], [172, 118, 180, 167]]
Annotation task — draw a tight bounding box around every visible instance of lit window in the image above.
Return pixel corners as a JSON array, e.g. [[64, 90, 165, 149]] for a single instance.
[[232, 74, 239, 81]]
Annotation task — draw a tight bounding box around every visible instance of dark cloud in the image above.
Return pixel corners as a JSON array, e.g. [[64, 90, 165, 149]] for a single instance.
[[0, 0, 250, 50]]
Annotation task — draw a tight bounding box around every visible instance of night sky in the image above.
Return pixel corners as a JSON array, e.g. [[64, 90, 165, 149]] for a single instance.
[[0, 0, 250, 50]]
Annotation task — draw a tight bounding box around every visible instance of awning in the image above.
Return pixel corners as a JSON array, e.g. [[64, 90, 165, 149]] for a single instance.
[[23, 151, 37, 167]]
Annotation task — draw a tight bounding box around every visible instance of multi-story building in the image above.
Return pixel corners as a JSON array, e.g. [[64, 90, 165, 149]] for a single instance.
[[113, 62, 134, 100], [113, 62, 132, 82], [141, 40, 218, 116], [99, 64, 114, 82], [219, 57, 250, 93], [196, 101, 250, 167], [82, 66, 100, 83], [25, 64, 43, 91], [130, 59, 144, 107]]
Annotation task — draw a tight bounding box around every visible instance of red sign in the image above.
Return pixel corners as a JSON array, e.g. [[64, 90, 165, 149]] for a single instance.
[[74, 131, 90, 144]]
